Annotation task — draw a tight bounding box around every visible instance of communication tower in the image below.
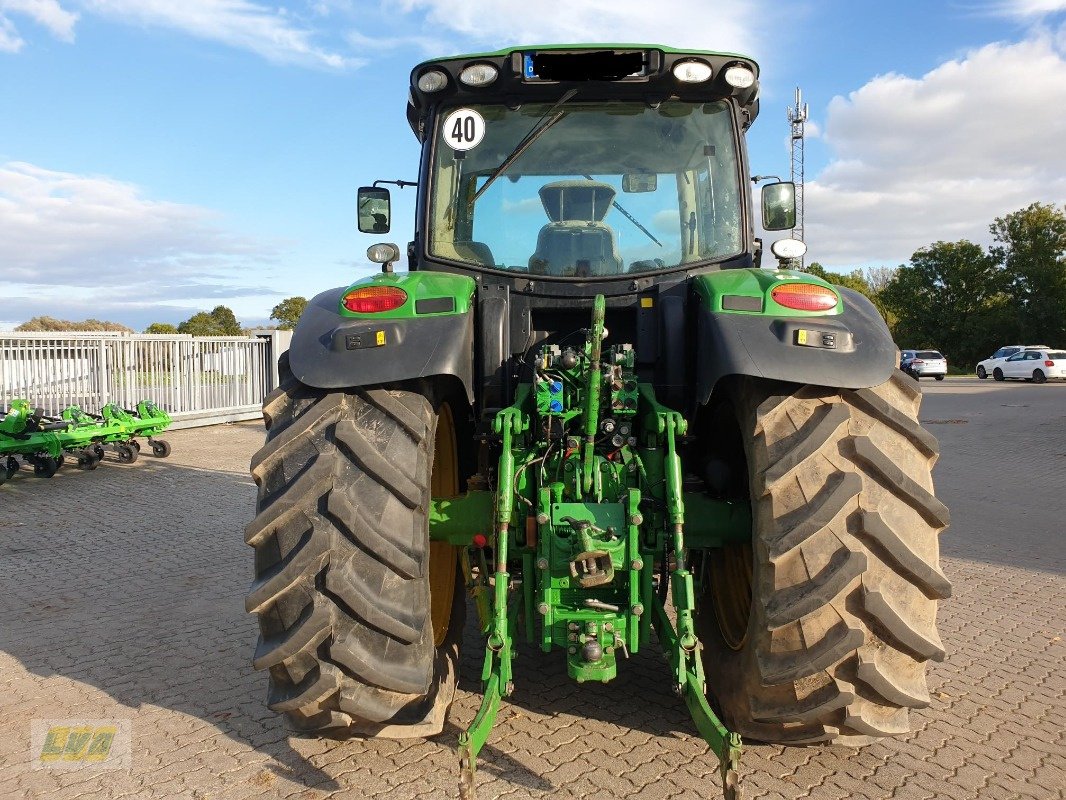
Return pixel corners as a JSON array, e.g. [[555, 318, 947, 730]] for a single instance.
[[788, 87, 809, 263]]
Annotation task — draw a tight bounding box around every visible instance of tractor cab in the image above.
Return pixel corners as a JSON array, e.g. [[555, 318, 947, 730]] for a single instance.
[[365, 46, 770, 285]]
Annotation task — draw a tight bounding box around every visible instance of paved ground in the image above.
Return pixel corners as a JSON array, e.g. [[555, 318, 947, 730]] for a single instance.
[[1, 378, 1063, 800]]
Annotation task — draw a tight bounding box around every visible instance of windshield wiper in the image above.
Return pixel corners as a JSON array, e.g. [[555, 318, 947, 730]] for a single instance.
[[471, 88, 579, 206]]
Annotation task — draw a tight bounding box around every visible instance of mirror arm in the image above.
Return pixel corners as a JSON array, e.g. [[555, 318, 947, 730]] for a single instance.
[[373, 179, 418, 189]]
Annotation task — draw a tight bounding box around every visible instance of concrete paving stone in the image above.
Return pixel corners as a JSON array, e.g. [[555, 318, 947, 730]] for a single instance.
[[3, 388, 1066, 800]]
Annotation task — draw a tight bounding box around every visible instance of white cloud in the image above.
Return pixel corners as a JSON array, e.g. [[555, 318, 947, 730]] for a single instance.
[[1, 0, 358, 68], [396, 0, 760, 54], [0, 161, 283, 327], [0, 161, 275, 284], [0, 0, 78, 51], [804, 32, 1066, 267], [81, 0, 359, 68], [988, 0, 1066, 18]]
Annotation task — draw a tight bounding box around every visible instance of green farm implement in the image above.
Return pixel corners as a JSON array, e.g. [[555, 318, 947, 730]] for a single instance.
[[1, 399, 172, 482], [247, 45, 950, 800]]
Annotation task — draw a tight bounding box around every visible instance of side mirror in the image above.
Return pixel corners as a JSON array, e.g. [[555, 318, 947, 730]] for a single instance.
[[357, 186, 391, 233], [761, 181, 796, 231]]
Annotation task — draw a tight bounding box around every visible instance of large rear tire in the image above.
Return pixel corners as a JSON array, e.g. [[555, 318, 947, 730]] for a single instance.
[[697, 371, 950, 744], [246, 353, 466, 736]]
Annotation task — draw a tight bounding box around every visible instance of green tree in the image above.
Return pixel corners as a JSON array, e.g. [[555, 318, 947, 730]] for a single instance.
[[881, 240, 1010, 367], [178, 312, 223, 336], [208, 305, 242, 335], [177, 305, 242, 336], [144, 322, 179, 334], [270, 296, 308, 330], [989, 202, 1066, 345]]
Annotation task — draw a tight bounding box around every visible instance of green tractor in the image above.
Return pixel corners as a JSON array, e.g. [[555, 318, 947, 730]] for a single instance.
[[246, 45, 950, 799]]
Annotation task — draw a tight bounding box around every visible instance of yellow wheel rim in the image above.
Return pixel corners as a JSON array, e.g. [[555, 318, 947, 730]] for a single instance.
[[709, 541, 754, 651], [429, 402, 459, 647]]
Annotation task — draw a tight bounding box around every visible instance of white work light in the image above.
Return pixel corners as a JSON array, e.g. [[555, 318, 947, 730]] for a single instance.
[[417, 69, 448, 92], [459, 63, 498, 87], [672, 60, 712, 83], [724, 65, 756, 89], [770, 238, 807, 260]]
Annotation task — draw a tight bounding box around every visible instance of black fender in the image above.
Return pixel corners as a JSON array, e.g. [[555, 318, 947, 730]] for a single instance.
[[696, 287, 897, 403], [288, 286, 475, 404]]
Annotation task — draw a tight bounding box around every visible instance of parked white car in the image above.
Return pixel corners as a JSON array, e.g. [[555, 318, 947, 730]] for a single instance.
[[900, 349, 947, 380], [992, 349, 1066, 383], [976, 345, 1050, 379]]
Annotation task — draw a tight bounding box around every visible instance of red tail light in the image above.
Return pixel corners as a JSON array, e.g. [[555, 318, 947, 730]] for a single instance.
[[771, 282, 839, 311], [1045, 360, 1054, 367], [342, 285, 407, 313]]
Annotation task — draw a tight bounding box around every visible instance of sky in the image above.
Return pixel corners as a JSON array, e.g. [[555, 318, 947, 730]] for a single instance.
[[1, 0, 1065, 330]]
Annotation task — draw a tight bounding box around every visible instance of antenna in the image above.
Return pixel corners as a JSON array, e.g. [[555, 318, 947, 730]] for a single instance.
[[788, 87, 809, 266]]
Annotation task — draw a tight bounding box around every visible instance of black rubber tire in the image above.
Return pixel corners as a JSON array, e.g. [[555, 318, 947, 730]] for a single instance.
[[151, 440, 172, 458], [130, 439, 141, 452], [34, 457, 58, 478], [117, 444, 138, 463], [246, 353, 465, 735], [697, 371, 950, 744], [7, 456, 21, 477], [92, 443, 106, 460], [1033, 370, 1046, 384], [993, 368, 1004, 381], [934, 375, 944, 381], [976, 366, 986, 379]]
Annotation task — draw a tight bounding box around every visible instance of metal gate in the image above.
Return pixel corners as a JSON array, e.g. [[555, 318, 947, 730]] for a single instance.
[[0, 332, 284, 428]]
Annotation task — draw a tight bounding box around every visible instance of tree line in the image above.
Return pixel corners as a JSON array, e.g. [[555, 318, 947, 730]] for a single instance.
[[15, 298, 309, 336], [806, 202, 1066, 368]]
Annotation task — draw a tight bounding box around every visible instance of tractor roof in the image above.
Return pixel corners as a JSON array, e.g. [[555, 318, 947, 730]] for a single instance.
[[406, 44, 761, 139]]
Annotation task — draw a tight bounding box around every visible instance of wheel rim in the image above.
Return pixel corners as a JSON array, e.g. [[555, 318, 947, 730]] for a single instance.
[[428, 402, 460, 647], [709, 539, 754, 651]]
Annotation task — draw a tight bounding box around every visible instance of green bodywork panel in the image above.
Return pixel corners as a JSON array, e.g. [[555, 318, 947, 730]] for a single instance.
[[337, 271, 476, 319], [693, 268, 843, 316]]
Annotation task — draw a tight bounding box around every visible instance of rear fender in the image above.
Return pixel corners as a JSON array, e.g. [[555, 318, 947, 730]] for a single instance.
[[288, 272, 477, 403], [694, 269, 896, 403]]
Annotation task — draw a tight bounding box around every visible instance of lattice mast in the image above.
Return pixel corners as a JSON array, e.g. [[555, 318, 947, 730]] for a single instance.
[[788, 87, 809, 264]]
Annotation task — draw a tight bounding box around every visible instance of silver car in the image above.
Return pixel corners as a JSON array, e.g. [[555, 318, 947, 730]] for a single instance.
[[900, 349, 947, 380]]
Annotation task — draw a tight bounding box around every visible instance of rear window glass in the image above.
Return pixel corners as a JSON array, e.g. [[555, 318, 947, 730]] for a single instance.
[[1048, 352, 1066, 360], [917, 351, 943, 359]]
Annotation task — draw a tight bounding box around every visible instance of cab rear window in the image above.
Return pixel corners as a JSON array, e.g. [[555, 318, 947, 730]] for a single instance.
[[1048, 352, 1066, 360]]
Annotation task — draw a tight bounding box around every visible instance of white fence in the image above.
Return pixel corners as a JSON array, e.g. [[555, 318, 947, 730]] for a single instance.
[[0, 331, 289, 428]]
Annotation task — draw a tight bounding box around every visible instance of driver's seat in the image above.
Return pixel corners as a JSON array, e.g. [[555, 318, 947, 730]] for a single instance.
[[529, 181, 622, 277]]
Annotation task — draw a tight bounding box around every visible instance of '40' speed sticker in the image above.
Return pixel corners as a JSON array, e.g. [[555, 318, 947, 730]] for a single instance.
[[441, 108, 485, 150]]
